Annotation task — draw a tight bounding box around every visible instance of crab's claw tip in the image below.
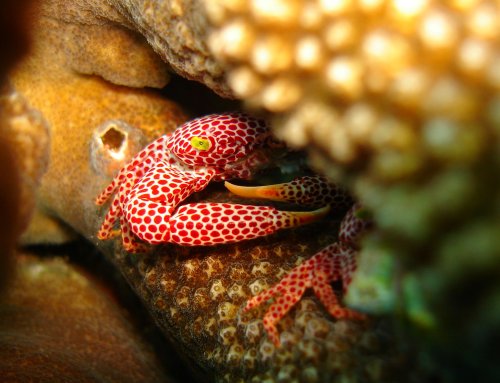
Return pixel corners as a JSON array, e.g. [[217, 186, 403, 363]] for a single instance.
[[225, 181, 287, 201], [282, 205, 331, 227]]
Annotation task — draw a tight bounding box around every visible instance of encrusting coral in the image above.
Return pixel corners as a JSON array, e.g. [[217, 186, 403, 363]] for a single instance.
[[10, 6, 187, 243], [205, 1, 500, 380], [37, 0, 232, 95]]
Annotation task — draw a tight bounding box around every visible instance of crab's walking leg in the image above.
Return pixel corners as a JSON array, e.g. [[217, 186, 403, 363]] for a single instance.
[[338, 203, 373, 247], [245, 258, 312, 346], [244, 203, 370, 346], [225, 175, 353, 209], [95, 134, 171, 206], [97, 195, 122, 239], [244, 243, 364, 346], [120, 216, 148, 253], [310, 243, 365, 318]]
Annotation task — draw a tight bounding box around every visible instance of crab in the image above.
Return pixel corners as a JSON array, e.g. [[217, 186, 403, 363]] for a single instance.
[[95, 112, 349, 252], [95, 111, 371, 346]]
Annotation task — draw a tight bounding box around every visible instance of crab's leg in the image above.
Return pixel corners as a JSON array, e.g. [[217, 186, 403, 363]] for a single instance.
[[120, 216, 148, 253], [225, 175, 353, 209], [243, 243, 364, 346], [310, 243, 364, 315], [95, 134, 171, 206], [244, 257, 312, 346], [337, 203, 373, 248], [243, 203, 370, 346], [97, 194, 147, 252], [97, 194, 122, 239]]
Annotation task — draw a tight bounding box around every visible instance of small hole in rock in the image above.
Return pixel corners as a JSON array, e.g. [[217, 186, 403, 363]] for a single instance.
[[100, 126, 126, 152]]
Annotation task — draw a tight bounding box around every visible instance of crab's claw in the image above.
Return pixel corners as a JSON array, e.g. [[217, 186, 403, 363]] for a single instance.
[[163, 202, 330, 246], [225, 175, 352, 209]]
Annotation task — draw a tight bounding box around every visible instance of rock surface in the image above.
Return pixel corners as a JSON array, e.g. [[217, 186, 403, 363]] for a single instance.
[[0, 254, 175, 383]]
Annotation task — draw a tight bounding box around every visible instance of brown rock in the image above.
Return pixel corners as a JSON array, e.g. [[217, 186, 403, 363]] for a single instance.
[[0, 0, 36, 291], [0, 254, 174, 383], [34, 0, 231, 95]]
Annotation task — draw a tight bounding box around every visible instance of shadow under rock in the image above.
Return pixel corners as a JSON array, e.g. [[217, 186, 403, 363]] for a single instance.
[[160, 74, 241, 117]]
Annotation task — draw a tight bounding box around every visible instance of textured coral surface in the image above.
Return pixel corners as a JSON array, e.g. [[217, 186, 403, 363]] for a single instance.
[[37, 0, 231, 95], [109, 189, 409, 382]]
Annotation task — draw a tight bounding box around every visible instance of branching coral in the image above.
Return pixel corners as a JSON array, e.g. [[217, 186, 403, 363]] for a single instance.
[[206, 1, 500, 380]]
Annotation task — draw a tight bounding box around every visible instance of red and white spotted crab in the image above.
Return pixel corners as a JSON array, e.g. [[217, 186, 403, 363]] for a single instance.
[[95, 112, 343, 252], [95, 112, 371, 345]]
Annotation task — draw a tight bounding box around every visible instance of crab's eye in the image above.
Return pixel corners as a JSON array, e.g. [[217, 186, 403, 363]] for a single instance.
[[190, 136, 211, 151]]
